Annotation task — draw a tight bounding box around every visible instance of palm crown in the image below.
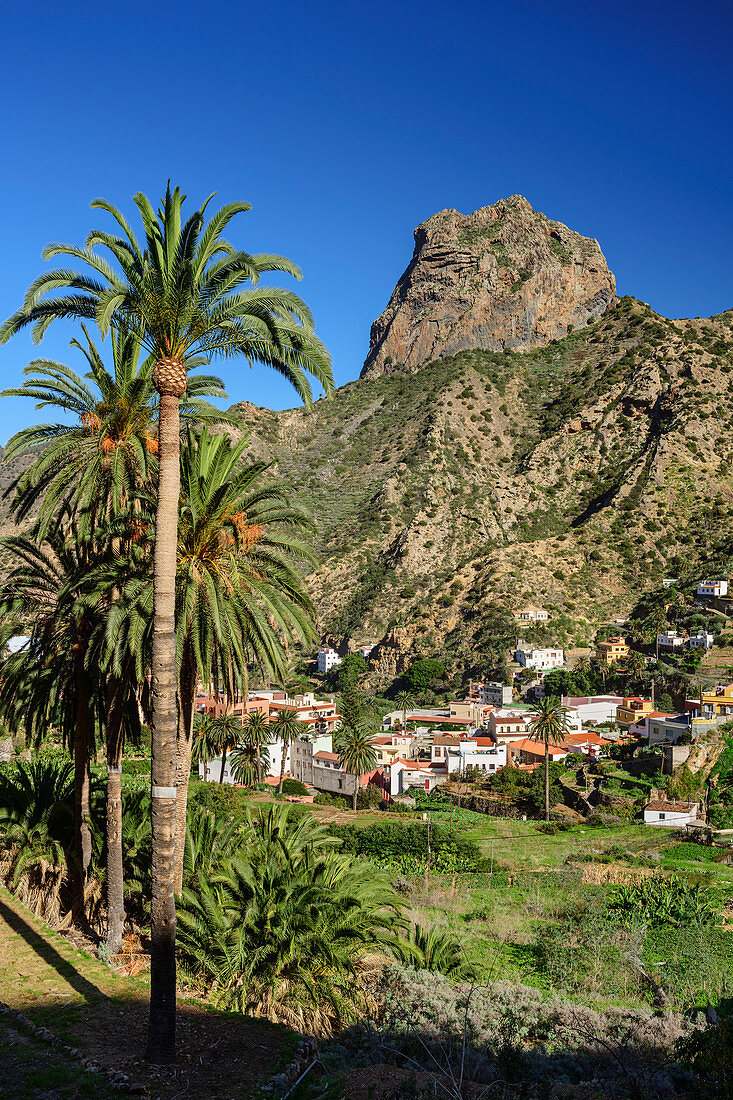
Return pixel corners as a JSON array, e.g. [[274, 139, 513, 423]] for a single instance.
[[0, 184, 333, 401]]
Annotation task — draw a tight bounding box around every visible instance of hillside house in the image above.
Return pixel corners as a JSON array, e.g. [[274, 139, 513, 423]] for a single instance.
[[688, 630, 715, 650], [596, 637, 629, 665], [357, 644, 375, 657], [514, 644, 564, 671], [616, 697, 654, 728], [562, 695, 623, 724], [696, 579, 728, 599], [384, 758, 445, 796], [468, 680, 513, 707], [444, 738, 507, 775], [488, 709, 532, 743], [643, 798, 700, 828], [657, 630, 685, 650], [700, 683, 733, 719], [317, 646, 342, 673], [291, 738, 383, 797], [509, 738, 570, 765], [512, 607, 549, 623]]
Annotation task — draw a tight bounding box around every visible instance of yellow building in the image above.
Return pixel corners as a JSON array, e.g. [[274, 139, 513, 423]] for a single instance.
[[596, 636, 630, 665], [616, 697, 654, 727], [700, 683, 733, 719]]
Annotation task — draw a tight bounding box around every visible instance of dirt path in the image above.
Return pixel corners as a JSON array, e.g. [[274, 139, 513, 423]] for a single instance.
[[0, 887, 298, 1098]]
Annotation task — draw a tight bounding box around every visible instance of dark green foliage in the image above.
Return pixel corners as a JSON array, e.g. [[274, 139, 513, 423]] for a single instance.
[[405, 659, 445, 690]]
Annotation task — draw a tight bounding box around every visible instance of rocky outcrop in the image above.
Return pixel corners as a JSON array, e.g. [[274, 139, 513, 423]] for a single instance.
[[361, 195, 616, 378]]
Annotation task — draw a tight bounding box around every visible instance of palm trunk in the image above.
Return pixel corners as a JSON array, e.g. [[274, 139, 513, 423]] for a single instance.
[[278, 738, 287, 793], [352, 772, 359, 812], [145, 387, 181, 1065], [173, 643, 196, 894], [219, 745, 229, 784], [544, 741, 550, 823], [72, 677, 92, 926], [105, 673, 126, 953]]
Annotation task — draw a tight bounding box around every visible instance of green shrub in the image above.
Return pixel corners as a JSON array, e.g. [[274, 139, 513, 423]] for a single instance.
[[281, 778, 309, 796]]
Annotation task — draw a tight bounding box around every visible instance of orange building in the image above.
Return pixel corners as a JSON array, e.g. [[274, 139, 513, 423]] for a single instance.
[[596, 636, 629, 665]]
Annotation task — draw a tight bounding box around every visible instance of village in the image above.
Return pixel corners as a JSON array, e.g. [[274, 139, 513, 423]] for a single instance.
[[194, 577, 733, 833]]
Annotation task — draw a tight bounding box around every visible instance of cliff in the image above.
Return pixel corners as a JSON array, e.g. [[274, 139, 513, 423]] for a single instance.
[[361, 195, 616, 379]]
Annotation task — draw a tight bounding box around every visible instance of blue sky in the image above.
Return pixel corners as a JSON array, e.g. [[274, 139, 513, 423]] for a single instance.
[[0, 0, 730, 441]]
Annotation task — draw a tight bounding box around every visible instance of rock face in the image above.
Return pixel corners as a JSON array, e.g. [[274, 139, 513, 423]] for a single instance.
[[361, 195, 616, 379]]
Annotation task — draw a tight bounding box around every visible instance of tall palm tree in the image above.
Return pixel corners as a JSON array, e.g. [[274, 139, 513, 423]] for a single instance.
[[336, 722, 378, 811], [394, 691, 415, 732], [104, 426, 317, 890], [241, 711, 271, 783], [272, 708, 305, 794], [1, 184, 333, 1063], [0, 524, 101, 922], [191, 713, 217, 780], [529, 696, 571, 823], [1, 329, 223, 953]]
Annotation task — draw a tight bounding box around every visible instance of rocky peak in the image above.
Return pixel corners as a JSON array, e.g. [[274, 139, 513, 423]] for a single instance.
[[361, 195, 616, 378]]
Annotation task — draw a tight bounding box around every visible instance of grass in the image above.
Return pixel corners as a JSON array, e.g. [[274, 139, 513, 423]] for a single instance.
[[1, 1015, 118, 1100], [0, 886, 299, 1099]]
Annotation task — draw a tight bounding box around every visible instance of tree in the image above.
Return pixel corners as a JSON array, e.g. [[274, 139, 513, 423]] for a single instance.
[[208, 713, 243, 785], [394, 691, 415, 731], [239, 711, 271, 783], [176, 806, 404, 1034], [336, 723, 378, 811], [529, 696, 571, 822], [106, 425, 316, 889], [0, 524, 102, 923], [229, 742, 271, 788], [1, 184, 333, 1063], [191, 713, 216, 780], [405, 659, 445, 691], [271, 708, 305, 794], [1, 329, 224, 953]]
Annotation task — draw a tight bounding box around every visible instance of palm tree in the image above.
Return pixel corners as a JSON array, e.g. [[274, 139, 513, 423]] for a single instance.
[[394, 691, 415, 732], [272, 708, 305, 794], [336, 722, 378, 811], [1, 329, 224, 953], [404, 925, 476, 980], [104, 425, 317, 890], [0, 524, 102, 923], [241, 711, 271, 783], [0, 759, 74, 922], [229, 742, 271, 788], [529, 696, 571, 823], [1, 183, 333, 1063], [207, 713, 243, 785], [191, 713, 217, 781], [176, 806, 404, 1035]]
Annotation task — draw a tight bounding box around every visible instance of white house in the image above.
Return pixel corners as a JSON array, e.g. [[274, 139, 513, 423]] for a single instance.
[[357, 644, 375, 658], [643, 798, 699, 828], [512, 608, 549, 624], [384, 758, 444, 796], [562, 695, 623, 725], [697, 580, 728, 598], [317, 646, 342, 673], [515, 644, 564, 671], [688, 630, 715, 650], [444, 739, 507, 775], [657, 630, 685, 650], [470, 680, 513, 707]]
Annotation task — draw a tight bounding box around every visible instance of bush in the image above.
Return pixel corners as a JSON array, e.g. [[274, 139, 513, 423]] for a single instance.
[[313, 791, 351, 809], [330, 820, 481, 872], [281, 778, 309, 796], [356, 784, 384, 809]]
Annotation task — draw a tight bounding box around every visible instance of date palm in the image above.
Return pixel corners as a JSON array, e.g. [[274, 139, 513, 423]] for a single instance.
[[394, 691, 415, 732], [272, 708, 306, 794], [1, 183, 332, 1063], [0, 525, 101, 922], [336, 722, 378, 811], [105, 426, 316, 890], [529, 696, 571, 823], [1, 328, 226, 951], [229, 742, 271, 787]]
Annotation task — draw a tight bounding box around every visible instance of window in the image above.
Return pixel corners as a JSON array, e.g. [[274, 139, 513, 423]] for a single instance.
[[659, 812, 666, 820]]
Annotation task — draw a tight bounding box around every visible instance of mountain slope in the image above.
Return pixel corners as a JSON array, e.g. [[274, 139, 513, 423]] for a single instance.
[[229, 294, 733, 676]]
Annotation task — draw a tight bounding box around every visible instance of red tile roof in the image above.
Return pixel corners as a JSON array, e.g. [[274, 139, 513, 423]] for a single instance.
[[645, 800, 698, 813], [314, 750, 340, 762]]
